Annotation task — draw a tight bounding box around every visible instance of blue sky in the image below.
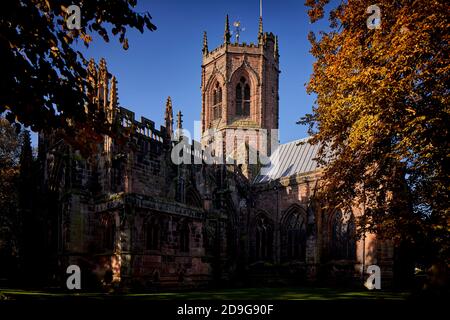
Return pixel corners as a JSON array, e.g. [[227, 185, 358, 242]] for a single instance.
[[33, 0, 332, 146]]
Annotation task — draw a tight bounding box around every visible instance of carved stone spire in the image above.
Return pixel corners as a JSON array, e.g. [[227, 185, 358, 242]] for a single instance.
[[87, 58, 97, 80], [107, 76, 118, 123], [98, 58, 108, 89], [165, 96, 173, 138], [202, 31, 209, 55], [98, 58, 108, 109], [224, 14, 231, 44], [109, 76, 117, 106], [98, 58, 107, 78], [87, 59, 97, 104]]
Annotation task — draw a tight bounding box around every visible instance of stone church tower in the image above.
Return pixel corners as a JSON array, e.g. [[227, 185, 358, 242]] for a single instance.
[[200, 15, 279, 170]]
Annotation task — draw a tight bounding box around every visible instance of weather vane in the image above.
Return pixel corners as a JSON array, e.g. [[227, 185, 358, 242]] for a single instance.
[[232, 21, 245, 43]]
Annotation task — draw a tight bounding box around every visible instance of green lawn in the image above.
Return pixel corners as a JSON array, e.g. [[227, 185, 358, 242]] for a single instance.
[[0, 287, 410, 301]]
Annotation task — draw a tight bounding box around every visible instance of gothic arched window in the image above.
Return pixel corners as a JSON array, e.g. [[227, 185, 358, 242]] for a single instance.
[[146, 218, 161, 250], [330, 210, 356, 260], [176, 177, 185, 203], [236, 77, 250, 116], [186, 187, 202, 208], [254, 215, 273, 261], [212, 82, 222, 120], [281, 207, 307, 261], [179, 222, 190, 253]]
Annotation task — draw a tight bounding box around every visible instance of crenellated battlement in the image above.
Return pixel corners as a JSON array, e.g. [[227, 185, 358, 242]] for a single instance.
[[202, 15, 278, 65], [205, 41, 261, 56], [229, 41, 258, 48], [117, 107, 166, 142]]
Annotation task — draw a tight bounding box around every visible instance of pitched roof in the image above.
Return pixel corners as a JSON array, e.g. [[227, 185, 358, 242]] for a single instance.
[[253, 137, 321, 184]]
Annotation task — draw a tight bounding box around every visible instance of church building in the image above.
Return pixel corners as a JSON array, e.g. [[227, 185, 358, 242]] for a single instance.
[[38, 15, 394, 290]]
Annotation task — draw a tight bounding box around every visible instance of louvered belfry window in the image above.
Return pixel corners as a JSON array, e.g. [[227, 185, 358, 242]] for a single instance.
[[236, 77, 250, 116], [212, 82, 222, 120]]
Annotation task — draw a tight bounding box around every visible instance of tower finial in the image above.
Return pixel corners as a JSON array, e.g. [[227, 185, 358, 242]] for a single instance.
[[258, 16, 263, 43], [224, 14, 231, 44], [165, 96, 173, 138], [202, 31, 208, 55], [258, 0, 264, 44]]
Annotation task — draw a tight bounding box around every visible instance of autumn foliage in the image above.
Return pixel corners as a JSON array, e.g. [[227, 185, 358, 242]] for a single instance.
[[301, 0, 449, 262]]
